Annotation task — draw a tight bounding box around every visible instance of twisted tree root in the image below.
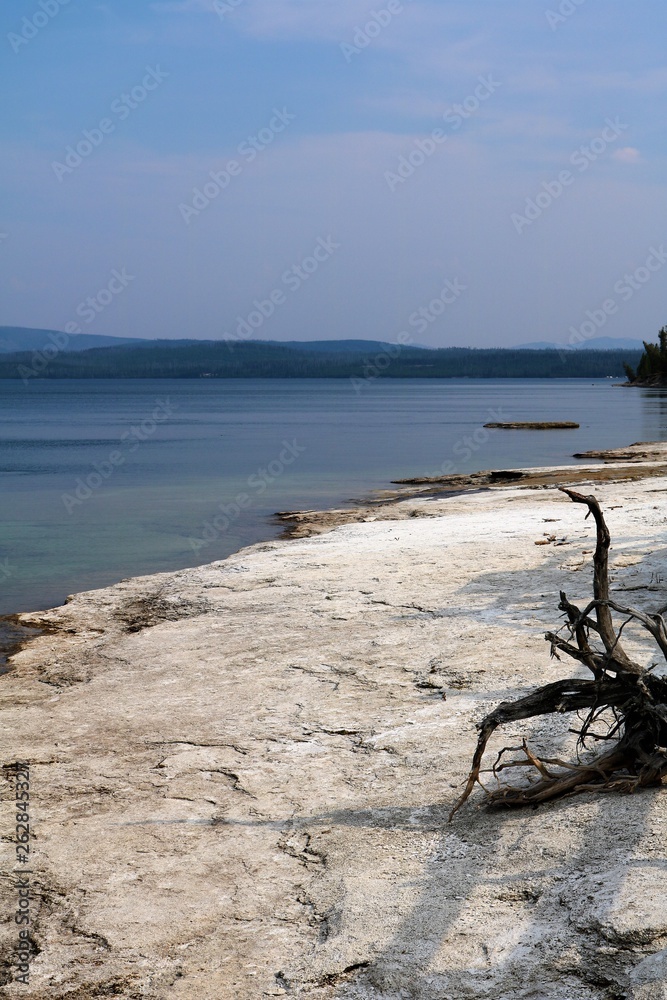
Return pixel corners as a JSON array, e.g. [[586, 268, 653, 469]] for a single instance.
[[450, 488, 667, 819]]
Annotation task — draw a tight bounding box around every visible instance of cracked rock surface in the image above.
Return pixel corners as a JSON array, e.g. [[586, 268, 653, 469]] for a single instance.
[[2, 478, 667, 998]]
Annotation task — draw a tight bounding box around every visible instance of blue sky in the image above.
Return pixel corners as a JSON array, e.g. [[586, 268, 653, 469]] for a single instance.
[[2, 0, 666, 347]]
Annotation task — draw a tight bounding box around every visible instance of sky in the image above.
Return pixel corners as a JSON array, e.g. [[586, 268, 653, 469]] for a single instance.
[[1, 0, 666, 348]]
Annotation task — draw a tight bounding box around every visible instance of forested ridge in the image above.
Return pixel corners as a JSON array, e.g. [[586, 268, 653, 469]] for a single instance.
[[1, 340, 642, 380]]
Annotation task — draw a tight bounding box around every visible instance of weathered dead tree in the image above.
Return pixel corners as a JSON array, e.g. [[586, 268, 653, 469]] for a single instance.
[[451, 487, 667, 817]]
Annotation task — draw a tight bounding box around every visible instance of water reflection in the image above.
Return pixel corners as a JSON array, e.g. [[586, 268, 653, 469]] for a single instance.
[[638, 387, 667, 441]]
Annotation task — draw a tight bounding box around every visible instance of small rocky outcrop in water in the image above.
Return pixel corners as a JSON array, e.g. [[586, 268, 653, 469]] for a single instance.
[[483, 421, 579, 429]]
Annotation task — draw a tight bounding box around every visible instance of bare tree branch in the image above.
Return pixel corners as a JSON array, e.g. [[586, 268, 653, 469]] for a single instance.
[[559, 488, 642, 676], [451, 490, 667, 818]]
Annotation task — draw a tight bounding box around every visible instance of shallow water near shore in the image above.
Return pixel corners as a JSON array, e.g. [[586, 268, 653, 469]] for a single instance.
[[1, 376, 667, 616], [0, 619, 43, 673]]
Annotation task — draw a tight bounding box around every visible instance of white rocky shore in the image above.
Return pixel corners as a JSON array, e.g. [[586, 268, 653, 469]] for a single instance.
[[3, 465, 667, 999]]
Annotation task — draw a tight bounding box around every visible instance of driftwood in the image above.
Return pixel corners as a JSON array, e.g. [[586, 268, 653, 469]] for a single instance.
[[451, 487, 667, 817]]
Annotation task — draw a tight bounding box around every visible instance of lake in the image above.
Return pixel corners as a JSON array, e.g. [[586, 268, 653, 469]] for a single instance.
[[1, 377, 666, 617]]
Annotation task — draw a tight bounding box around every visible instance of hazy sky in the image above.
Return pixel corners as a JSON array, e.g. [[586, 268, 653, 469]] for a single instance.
[[2, 0, 666, 347]]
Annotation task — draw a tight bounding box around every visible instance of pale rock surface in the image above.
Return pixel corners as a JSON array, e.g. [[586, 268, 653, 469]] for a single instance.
[[2, 477, 667, 998]]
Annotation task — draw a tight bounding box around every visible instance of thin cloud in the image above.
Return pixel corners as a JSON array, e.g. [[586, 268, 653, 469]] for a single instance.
[[572, 68, 667, 94], [228, 0, 478, 44], [613, 146, 641, 163]]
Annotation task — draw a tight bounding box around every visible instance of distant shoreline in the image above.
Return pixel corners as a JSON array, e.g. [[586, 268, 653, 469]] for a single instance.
[[0, 340, 641, 381]]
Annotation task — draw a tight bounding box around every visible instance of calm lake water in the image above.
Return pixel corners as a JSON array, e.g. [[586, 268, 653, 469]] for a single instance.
[[1, 377, 666, 617]]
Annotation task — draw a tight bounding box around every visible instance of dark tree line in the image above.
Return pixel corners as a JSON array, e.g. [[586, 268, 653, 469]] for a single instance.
[[0, 341, 642, 380], [624, 327, 667, 384]]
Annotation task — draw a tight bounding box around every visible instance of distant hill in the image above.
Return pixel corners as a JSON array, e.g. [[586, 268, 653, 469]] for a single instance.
[[0, 328, 645, 379], [1, 328, 649, 357], [0, 327, 159, 354], [0, 328, 419, 356], [0, 326, 225, 354], [517, 336, 645, 351]]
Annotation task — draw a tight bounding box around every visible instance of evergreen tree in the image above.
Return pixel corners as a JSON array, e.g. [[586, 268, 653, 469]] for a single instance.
[[629, 326, 667, 382]]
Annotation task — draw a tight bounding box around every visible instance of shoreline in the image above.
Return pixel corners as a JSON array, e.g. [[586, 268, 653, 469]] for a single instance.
[[1, 438, 665, 670], [0, 378, 657, 621], [0, 617, 43, 675], [3, 443, 667, 997], [276, 439, 667, 538], [5, 439, 667, 642]]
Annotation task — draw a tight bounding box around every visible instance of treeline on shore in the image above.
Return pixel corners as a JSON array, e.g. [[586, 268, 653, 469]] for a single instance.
[[624, 327, 667, 386], [2, 340, 643, 380]]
